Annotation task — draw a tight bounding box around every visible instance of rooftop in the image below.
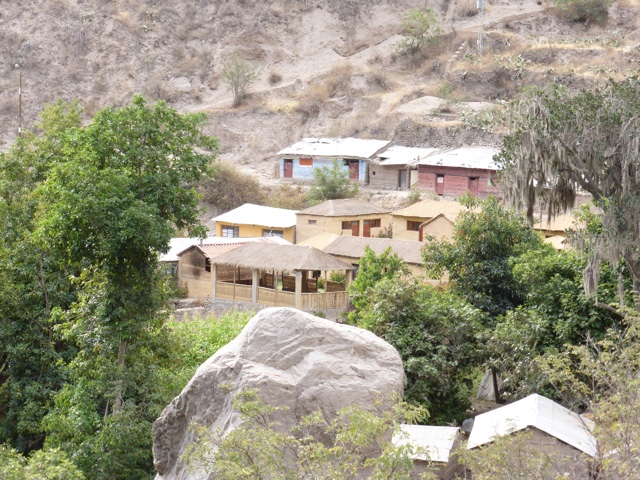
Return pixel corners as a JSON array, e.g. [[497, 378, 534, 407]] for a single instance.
[[374, 145, 440, 166], [298, 199, 391, 217], [323, 236, 424, 265], [392, 199, 464, 219], [176, 237, 291, 259], [278, 137, 391, 159], [213, 203, 298, 229], [393, 425, 459, 463], [467, 393, 597, 457], [418, 147, 499, 170]]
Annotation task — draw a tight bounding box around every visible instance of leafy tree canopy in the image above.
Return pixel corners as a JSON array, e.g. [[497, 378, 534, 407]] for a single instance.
[[307, 159, 358, 202]]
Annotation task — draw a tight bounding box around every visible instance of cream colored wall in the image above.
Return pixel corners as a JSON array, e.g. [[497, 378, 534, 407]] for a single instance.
[[215, 221, 295, 243], [391, 215, 425, 241], [422, 217, 455, 242], [296, 213, 391, 243], [329, 253, 424, 278], [177, 254, 212, 300]]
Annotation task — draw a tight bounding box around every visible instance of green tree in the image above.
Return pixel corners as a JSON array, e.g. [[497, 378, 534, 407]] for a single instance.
[[356, 278, 485, 424], [0, 445, 84, 480], [348, 246, 410, 325], [186, 389, 432, 480], [307, 159, 359, 202], [422, 195, 542, 321], [396, 8, 443, 55], [221, 56, 261, 107], [496, 77, 640, 314]]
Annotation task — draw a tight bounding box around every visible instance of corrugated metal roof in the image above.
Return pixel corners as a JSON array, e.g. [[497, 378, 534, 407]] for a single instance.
[[299, 199, 391, 217], [213, 203, 298, 228], [392, 199, 464, 219], [322, 236, 424, 265], [393, 425, 459, 463], [467, 394, 597, 457], [417, 147, 499, 170], [278, 137, 391, 159], [374, 146, 440, 166], [176, 237, 291, 259]]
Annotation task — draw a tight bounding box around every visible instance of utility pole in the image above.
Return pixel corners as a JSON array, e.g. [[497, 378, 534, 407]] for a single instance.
[[477, 0, 485, 56]]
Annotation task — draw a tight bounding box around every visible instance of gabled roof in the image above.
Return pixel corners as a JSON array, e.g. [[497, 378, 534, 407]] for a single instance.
[[420, 212, 458, 228], [418, 147, 499, 170], [533, 213, 576, 233], [297, 233, 341, 250], [393, 425, 459, 463], [467, 394, 597, 457], [298, 199, 391, 217], [374, 146, 440, 166], [392, 200, 464, 219], [278, 137, 391, 159], [210, 243, 354, 271], [323, 236, 424, 265], [176, 237, 291, 259], [213, 204, 298, 229]]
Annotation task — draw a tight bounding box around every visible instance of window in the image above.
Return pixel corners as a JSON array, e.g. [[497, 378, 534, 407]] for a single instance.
[[370, 219, 381, 228], [341, 221, 351, 230], [407, 221, 421, 231], [221, 225, 239, 238], [299, 158, 313, 167], [263, 229, 284, 238], [205, 258, 211, 273], [437, 174, 445, 184], [308, 220, 317, 225]]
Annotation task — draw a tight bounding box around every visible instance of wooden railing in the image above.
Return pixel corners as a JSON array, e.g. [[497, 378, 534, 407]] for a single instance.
[[215, 283, 349, 310]]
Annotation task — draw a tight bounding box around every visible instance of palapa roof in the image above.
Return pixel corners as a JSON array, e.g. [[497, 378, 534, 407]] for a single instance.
[[393, 425, 459, 463], [374, 145, 440, 166], [298, 199, 390, 217], [392, 199, 464, 220], [418, 146, 499, 170], [213, 203, 298, 228], [323, 236, 424, 265], [278, 137, 391, 159], [210, 243, 353, 271], [467, 394, 597, 457]]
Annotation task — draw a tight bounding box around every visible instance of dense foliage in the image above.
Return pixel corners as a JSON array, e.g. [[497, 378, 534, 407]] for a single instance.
[[306, 159, 359, 202]]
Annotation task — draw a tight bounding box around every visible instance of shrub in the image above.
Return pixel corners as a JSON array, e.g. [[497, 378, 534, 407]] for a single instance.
[[554, 0, 611, 23], [396, 8, 443, 55], [199, 163, 267, 211], [221, 56, 260, 107], [307, 159, 358, 202]]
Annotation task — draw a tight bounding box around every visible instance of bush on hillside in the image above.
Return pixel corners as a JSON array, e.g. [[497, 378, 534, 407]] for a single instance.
[[199, 163, 267, 211]]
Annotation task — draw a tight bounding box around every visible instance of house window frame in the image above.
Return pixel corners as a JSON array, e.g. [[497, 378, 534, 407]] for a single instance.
[[341, 221, 352, 230], [221, 225, 239, 238], [299, 158, 313, 167], [262, 229, 284, 238], [205, 258, 212, 273], [369, 219, 381, 228], [308, 219, 317, 225], [407, 221, 421, 232]]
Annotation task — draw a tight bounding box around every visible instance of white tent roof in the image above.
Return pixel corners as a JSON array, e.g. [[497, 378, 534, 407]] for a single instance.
[[467, 394, 597, 457], [278, 137, 391, 159], [393, 425, 459, 463], [375, 146, 440, 166], [418, 147, 499, 170], [212, 204, 298, 229]]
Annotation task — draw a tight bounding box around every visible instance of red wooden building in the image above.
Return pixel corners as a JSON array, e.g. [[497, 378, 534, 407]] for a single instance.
[[417, 147, 500, 198]]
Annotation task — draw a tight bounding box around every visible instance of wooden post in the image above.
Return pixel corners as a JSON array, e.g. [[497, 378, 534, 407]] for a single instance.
[[324, 271, 327, 309], [252, 269, 259, 304], [274, 270, 278, 306], [212, 264, 217, 300], [295, 270, 303, 309], [233, 268, 236, 300]]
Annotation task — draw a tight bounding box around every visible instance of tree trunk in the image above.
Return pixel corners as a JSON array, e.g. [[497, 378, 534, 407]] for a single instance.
[[492, 367, 501, 404], [112, 339, 127, 415]]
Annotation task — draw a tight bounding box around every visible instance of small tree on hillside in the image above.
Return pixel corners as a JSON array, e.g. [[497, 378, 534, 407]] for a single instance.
[[221, 57, 260, 107], [307, 159, 358, 202], [396, 8, 443, 55]]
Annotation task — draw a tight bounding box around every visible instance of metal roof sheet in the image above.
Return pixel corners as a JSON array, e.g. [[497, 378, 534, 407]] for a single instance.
[[375, 146, 440, 166], [417, 147, 499, 170], [213, 203, 298, 229], [393, 425, 459, 463], [278, 137, 391, 159], [467, 394, 597, 457], [175, 237, 291, 259], [160, 236, 217, 262]]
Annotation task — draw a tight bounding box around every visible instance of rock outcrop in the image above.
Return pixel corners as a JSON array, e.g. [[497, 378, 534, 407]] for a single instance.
[[152, 307, 405, 480]]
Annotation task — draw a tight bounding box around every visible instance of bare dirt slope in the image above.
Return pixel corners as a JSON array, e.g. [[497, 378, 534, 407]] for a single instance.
[[1, 0, 639, 183]]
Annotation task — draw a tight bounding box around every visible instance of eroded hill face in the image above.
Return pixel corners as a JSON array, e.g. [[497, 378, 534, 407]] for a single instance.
[[2, 0, 639, 182]]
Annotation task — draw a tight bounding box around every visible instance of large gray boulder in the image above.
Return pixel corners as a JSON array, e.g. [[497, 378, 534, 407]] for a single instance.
[[153, 307, 405, 480]]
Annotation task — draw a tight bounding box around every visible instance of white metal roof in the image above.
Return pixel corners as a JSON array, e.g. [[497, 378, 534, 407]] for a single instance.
[[467, 394, 597, 457], [417, 147, 499, 170], [393, 425, 459, 463], [375, 146, 440, 166], [277, 137, 391, 159], [160, 236, 217, 262], [213, 204, 298, 229]]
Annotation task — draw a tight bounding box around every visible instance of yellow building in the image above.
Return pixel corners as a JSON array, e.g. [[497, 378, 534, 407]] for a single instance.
[[391, 199, 463, 242], [296, 199, 391, 243], [212, 203, 298, 243]]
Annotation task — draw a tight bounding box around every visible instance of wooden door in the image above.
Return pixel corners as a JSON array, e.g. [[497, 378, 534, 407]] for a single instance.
[[436, 174, 445, 195], [283, 159, 293, 178], [469, 177, 479, 197], [363, 220, 371, 238], [348, 160, 359, 181], [351, 221, 359, 236]]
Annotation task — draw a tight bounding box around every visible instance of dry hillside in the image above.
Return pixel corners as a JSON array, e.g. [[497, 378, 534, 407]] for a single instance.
[[2, 0, 640, 184]]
